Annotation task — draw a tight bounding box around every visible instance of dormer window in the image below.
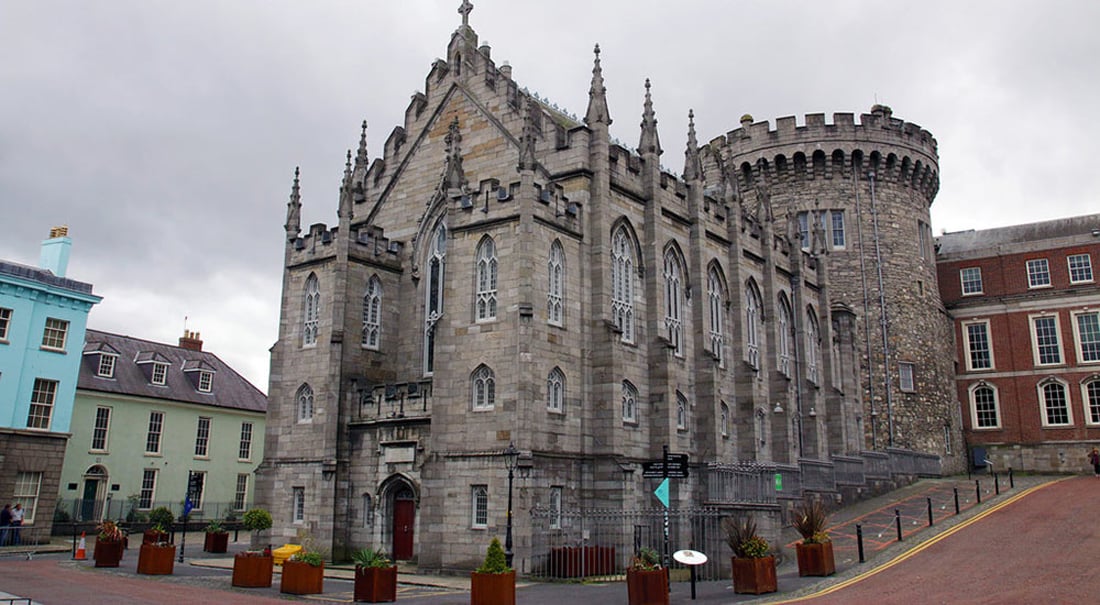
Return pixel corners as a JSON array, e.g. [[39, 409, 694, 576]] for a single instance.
[[198, 371, 213, 393], [183, 359, 217, 393], [97, 354, 117, 378], [151, 362, 168, 385]]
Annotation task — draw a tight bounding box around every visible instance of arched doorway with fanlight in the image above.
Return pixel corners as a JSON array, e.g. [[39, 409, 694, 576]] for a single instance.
[[379, 475, 418, 562], [81, 465, 109, 521]]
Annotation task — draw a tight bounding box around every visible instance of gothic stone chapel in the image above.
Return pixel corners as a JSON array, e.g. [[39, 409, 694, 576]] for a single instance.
[[256, 1, 960, 572]]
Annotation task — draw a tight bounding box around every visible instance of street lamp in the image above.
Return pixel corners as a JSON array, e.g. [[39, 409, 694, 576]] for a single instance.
[[502, 441, 520, 569]]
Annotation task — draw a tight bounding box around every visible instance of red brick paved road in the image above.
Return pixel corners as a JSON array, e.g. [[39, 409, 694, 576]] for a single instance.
[[784, 477, 1098, 604]]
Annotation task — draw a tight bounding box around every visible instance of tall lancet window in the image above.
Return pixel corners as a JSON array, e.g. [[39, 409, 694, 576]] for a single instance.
[[424, 223, 447, 375], [806, 306, 820, 384], [745, 280, 762, 370], [778, 294, 792, 377], [611, 226, 635, 343], [664, 249, 684, 356], [362, 276, 382, 350], [707, 266, 726, 366], [303, 273, 320, 347], [476, 237, 498, 322], [547, 241, 564, 327]]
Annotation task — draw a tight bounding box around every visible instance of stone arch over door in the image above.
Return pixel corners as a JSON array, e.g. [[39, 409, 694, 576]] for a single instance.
[[81, 465, 109, 521], [379, 474, 419, 561]]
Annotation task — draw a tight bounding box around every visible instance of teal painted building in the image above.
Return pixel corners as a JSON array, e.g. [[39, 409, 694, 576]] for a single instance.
[[0, 227, 101, 537]]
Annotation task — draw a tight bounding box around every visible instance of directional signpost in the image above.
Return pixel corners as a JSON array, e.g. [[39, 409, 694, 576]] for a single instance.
[[648, 445, 689, 578]]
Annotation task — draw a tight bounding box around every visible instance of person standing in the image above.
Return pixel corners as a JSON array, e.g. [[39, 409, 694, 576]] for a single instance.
[[9, 504, 23, 545], [1088, 447, 1100, 477], [0, 504, 11, 546]]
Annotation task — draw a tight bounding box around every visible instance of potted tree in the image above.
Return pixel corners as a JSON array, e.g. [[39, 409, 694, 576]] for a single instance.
[[792, 498, 835, 577], [203, 519, 230, 553], [625, 546, 668, 605], [281, 549, 325, 595], [93, 520, 125, 568], [352, 547, 398, 602], [470, 537, 515, 605], [232, 508, 274, 588], [722, 515, 777, 595], [137, 528, 176, 575], [144, 506, 174, 545]]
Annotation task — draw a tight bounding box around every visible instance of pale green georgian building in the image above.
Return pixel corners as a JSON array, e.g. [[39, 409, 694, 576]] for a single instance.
[[58, 329, 267, 522]]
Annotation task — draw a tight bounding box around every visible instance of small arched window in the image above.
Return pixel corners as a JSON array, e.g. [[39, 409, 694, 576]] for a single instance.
[[472, 365, 495, 410], [622, 380, 638, 423], [676, 391, 688, 430], [296, 383, 314, 423], [547, 368, 565, 413]]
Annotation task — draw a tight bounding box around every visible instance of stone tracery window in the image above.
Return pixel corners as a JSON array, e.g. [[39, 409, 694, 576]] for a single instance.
[[548, 241, 564, 327], [611, 226, 635, 343], [476, 236, 498, 322], [303, 273, 320, 347]]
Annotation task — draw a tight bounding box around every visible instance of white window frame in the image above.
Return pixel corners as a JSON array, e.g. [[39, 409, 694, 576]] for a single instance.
[[238, 422, 253, 461], [960, 267, 983, 296], [297, 383, 314, 423], [194, 416, 211, 457], [292, 486, 305, 523], [303, 273, 320, 347], [611, 227, 636, 344], [1039, 378, 1072, 427], [1030, 313, 1063, 366], [1027, 258, 1051, 289], [548, 241, 564, 327], [233, 474, 249, 511], [363, 276, 382, 350], [91, 406, 111, 452], [13, 472, 42, 524], [138, 469, 157, 510], [475, 237, 498, 322], [899, 362, 916, 393], [707, 268, 725, 367], [0, 307, 11, 341], [962, 320, 994, 371], [145, 411, 164, 454], [663, 250, 684, 357], [151, 362, 168, 386], [830, 210, 846, 249], [471, 485, 488, 529], [1068, 253, 1094, 284], [472, 365, 495, 410], [549, 486, 563, 530], [27, 378, 57, 430], [198, 370, 213, 393], [1082, 379, 1100, 426], [1072, 310, 1100, 364], [41, 317, 69, 351], [97, 354, 116, 378], [622, 380, 638, 424], [969, 382, 1001, 429], [547, 368, 564, 414]]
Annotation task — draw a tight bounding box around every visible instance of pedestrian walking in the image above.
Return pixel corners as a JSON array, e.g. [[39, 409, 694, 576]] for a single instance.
[[9, 504, 23, 545], [0, 504, 10, 546], [1088, 447, 1100, 477]]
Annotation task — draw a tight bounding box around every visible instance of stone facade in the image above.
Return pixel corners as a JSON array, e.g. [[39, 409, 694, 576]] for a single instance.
[[256, 6, 958, 572]]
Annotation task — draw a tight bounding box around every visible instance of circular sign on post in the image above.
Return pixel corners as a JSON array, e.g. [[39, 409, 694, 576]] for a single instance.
[[672, 549, 708, 566]]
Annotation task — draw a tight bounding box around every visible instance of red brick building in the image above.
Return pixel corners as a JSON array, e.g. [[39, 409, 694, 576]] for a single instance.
[[937, 214, 1100, 472]]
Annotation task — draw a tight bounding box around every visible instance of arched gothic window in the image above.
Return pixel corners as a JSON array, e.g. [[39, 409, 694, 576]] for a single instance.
[[720, 401, 730, 437], [1083, 378, 1100, 425], [970, 383, 1000, 429], [1039, 378, 1071, 426], [472, 365, 495, 410], [676, 391, 688, 430], [424, 223, 447, 374], [303, 273, 320, 347], [548, 241, 564, 327], [611, 226, 635, 343], [777, 294, 792, 377], [745, 281, 762, 369], [622, 380, 638, 423], [806, 307, 820, 384], [664, 249, 684, 356], [362, 276, 382, 350], [707, 266, 726, 366], [547, 367, 565, 413], [476, 237, 498, 322], [296, 383, 314, 423]]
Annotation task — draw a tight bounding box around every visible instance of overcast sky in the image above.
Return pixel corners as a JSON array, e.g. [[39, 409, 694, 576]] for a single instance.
[[3, 0, 1098, 392]]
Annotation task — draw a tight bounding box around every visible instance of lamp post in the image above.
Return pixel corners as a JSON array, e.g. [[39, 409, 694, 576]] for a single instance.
[[502, 441, 520, 569]]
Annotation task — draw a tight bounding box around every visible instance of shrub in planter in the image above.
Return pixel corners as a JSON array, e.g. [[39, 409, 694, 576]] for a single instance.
[[471, 537, 515, 605], [203, 519, 230, 553], [93, 521, 125, 568], [626, 547, 668, 605], [144, 506, 174, 544], [722, 515, 777, 595], [281, 550, 325, 595], [791, 498, 835, 577], [241, 508, 273, 549], [352, 547, 397, 603]]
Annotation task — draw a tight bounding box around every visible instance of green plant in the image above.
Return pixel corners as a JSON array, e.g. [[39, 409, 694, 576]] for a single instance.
[[97, 520, 124, 542], [149, 506, 174, 532], [722, 515, 771, 559], [475, 537, 511, 574], [225, 510, 238, 522], [242, 508, 273, 532], [290, 550, 324, 567], [204, 519, 226, 534], [629, 547, 662, 571], [791, 499, 831, 544], [352, 547, 393, 568]]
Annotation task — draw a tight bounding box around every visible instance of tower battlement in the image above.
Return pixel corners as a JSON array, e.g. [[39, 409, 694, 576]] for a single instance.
[[725, 107, 937, 159]]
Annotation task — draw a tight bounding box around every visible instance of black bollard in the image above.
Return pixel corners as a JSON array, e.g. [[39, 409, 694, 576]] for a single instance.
[[1009, 467, 1015, 489], [927, 497, 934, 526], [895, 509, 902, 541], [994, 472, 1000, 495], [954, 486, 960, 514], [690, 565, 697, 600], [976, 479, 982, 504], [856, 524, 865, 563]]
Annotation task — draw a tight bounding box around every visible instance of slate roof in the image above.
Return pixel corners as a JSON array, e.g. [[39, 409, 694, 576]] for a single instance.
[[936, 213, 1100, 257], [0, 259, 96, 295], [78, 329, 267, 414]]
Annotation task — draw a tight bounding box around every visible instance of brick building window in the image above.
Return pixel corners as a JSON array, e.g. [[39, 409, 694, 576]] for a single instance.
[[1068, 254, 1093, 284], [1039, 379, 1072, 426], [1083, 380, 1100, 425], [963, 321, 993, 371], [1027, 259, 1051, 288], [970, 383, 1000, 429], [1074, 311, 1100, 363], [960, 267, 983, 296], [1031, 315, 1063, 366]]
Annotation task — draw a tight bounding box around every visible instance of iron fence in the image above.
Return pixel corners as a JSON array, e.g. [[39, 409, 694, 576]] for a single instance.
[[54, 499, 246, 525], [706, 461, 778, 505]]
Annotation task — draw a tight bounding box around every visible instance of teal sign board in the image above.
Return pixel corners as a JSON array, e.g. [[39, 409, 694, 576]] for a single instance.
[[654, 478, 670, 508]]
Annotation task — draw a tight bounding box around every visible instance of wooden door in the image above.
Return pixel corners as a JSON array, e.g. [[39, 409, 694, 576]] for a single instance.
[[392, 490, 415, 560]]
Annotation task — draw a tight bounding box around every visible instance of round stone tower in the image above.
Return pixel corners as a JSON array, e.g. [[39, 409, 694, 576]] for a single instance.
[[711, 105, 961, 464]]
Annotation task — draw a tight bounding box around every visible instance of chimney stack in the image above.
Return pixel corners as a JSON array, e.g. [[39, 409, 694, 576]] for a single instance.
[[40, 225, 72, 277], [179, 330, 203, 351]]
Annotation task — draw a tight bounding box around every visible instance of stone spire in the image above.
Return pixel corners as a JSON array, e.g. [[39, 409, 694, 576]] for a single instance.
[[355, 120, 369, 166], [339, 150, 353, 219], [584, 44, 611, 127], [285, 166, 301, 238], [517, 97, 538, 172], [683, 109, 701, 182], [638, 78, 661, 156]]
